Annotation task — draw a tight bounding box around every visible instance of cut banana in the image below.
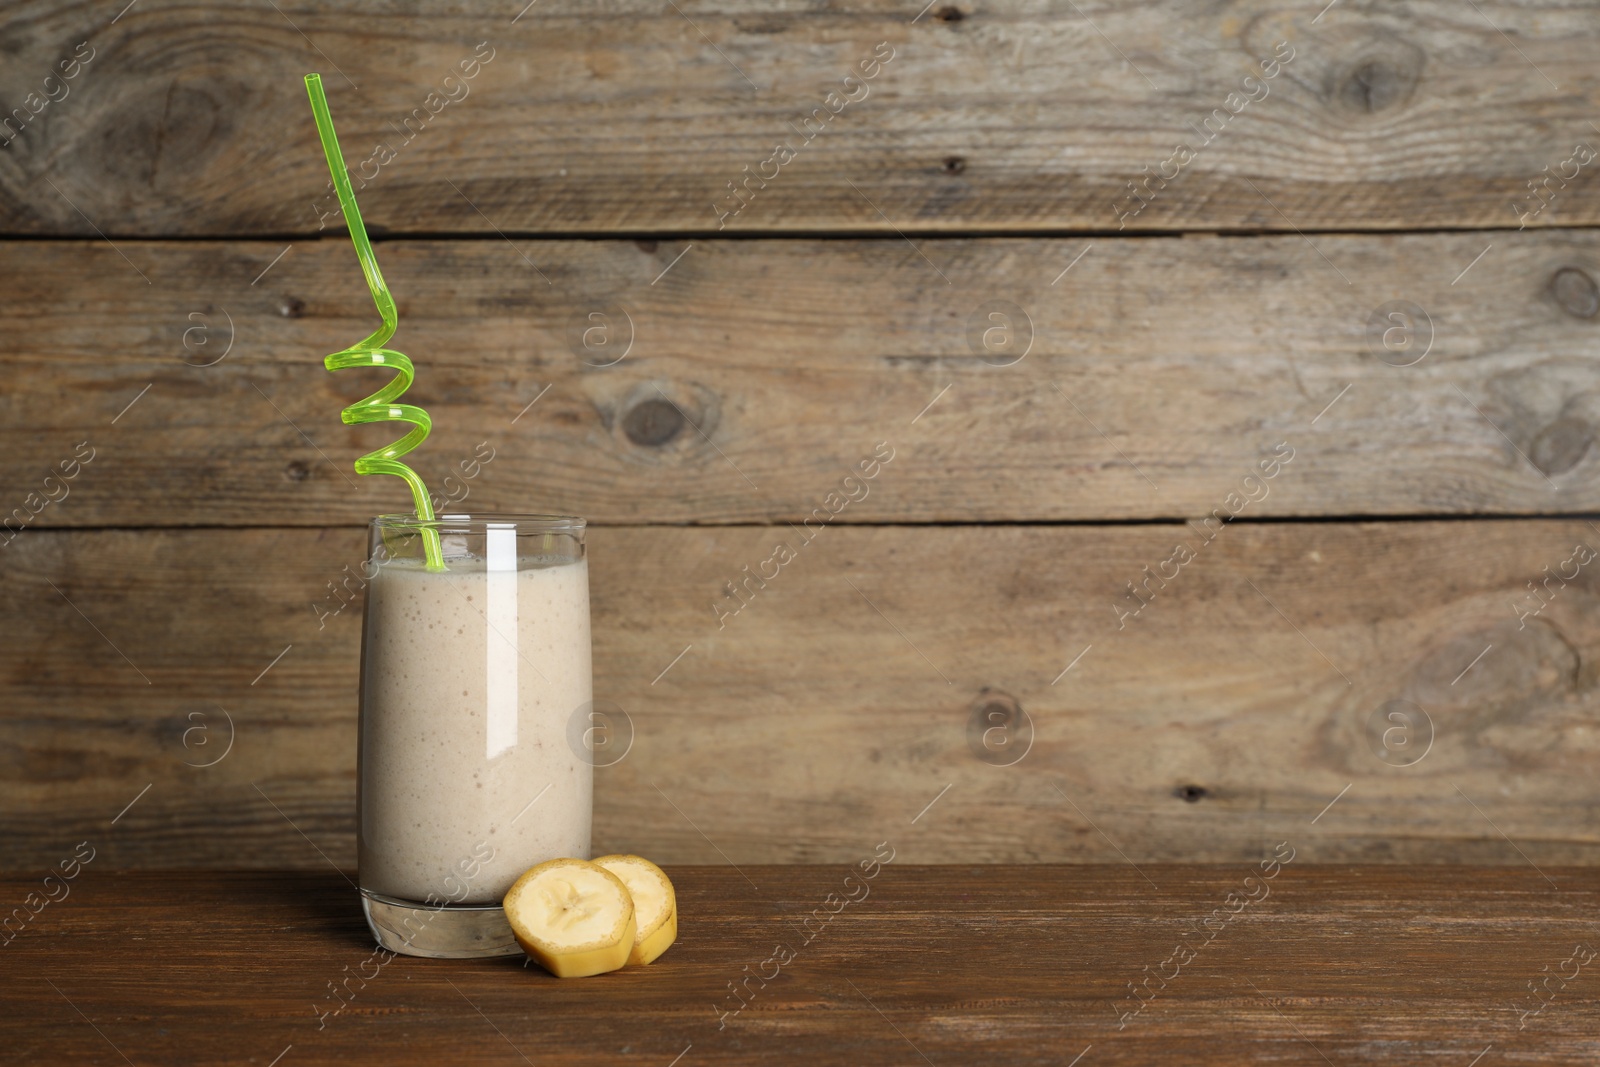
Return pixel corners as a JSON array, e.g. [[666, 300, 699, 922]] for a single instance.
[[594, 854, 677, 966], [503, 858, 635, 978]]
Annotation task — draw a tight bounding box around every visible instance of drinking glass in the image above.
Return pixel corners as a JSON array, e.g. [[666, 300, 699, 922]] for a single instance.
[[356, 514, 591, 958]]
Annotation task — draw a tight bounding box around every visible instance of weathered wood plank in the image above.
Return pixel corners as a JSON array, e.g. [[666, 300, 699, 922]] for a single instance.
[[6, 233, 1600, 528], [1, 1, 1597, 235], [2, 868, 1597, 1065], [4, 522, 1598, 869]]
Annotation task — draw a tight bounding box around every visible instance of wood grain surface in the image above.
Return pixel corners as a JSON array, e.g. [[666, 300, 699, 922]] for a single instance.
[[5, 0, 1600, 903], [1, 1, 1598, 235], [4, 521, 1598, 869], [6, 233, 1600, 528], [2, 867, 1597, 1065]]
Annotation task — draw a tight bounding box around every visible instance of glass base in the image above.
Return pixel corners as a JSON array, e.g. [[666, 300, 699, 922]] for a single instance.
[[360, 889, 524, 959]]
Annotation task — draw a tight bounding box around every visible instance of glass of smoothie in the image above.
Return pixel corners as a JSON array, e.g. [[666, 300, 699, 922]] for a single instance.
[[356, 513, 592, 957]]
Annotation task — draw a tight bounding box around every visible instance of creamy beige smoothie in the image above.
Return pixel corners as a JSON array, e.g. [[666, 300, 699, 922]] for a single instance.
[[358, 547, 591, 905]]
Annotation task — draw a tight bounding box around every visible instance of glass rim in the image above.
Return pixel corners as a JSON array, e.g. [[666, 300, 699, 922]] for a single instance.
[[370, 512, 586, 533]]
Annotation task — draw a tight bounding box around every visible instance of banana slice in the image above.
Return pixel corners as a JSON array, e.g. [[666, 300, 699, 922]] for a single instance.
[[503, 858, 635, 978], [594, 854, 677, 966]]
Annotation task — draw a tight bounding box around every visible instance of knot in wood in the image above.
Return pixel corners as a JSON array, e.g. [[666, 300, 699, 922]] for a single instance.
[[1550, 267, 1599, 319], [622, 398, 686, 447]]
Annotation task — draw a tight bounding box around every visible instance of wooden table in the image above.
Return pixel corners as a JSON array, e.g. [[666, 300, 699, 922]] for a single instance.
[[4, 866, 1597, 1065]]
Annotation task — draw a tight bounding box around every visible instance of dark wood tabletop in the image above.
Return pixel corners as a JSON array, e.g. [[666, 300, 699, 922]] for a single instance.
[[3, 865, 1597, 1065]]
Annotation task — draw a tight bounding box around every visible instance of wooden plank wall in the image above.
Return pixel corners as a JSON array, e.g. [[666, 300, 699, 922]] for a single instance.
[[3, 0, 1599, 869]]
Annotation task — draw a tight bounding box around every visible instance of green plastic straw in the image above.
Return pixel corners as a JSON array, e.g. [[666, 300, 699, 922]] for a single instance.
[[304, 73, 445, 571]]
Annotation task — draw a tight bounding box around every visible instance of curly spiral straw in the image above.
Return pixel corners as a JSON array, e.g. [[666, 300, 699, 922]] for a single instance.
[[304, 73, 445, 571]]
